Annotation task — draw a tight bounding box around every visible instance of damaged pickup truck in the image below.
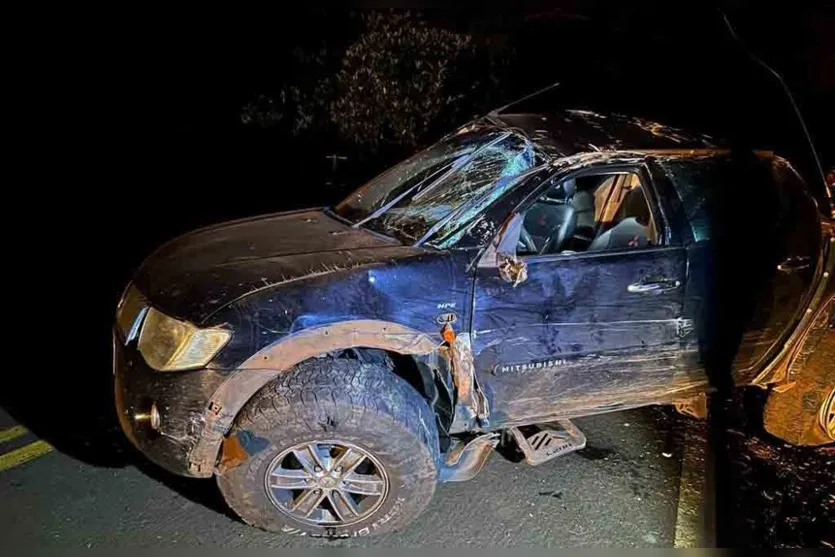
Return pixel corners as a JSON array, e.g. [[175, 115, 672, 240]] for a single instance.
[[114, 106, 834, 537]]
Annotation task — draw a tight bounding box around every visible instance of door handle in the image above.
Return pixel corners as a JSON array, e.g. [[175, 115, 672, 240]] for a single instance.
[[627, 278, 681, 294], [777, 256, 810, 273]]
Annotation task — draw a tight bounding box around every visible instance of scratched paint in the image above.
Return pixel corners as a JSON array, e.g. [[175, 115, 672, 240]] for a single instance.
[[473, 244, 706, 426], [492, 110, 717, 156], [114, 107, 833, 479]]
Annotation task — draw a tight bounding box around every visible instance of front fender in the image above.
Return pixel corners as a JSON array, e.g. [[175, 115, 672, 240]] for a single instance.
[[185, 319, 439, 476]]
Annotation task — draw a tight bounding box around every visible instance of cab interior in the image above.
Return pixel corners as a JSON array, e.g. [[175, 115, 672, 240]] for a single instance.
[[518, 172, 658, 256]]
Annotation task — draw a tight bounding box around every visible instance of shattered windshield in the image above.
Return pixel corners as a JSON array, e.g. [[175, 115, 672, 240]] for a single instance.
[[335, 128, 539, 244]]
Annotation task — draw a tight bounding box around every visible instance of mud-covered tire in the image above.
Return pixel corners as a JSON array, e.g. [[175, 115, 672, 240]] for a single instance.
[[217, 357, 440, 538]]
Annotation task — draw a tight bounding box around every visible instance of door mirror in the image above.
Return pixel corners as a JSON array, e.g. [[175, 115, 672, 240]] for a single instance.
[[479, 212, 529, 286], [498, 254, 528, 287]]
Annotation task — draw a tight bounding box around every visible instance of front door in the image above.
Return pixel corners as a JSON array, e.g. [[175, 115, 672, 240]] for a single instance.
[[471, 168, 700, 425]]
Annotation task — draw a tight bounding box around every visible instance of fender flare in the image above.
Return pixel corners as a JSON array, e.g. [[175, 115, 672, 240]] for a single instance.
[[186, 319, 439, 476]]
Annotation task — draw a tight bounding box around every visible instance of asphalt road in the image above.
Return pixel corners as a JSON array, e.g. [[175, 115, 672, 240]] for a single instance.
[[0, 405, 688, 548]]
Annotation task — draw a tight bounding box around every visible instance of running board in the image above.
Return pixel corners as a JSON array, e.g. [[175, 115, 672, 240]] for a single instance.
[[508, 420, 587, 465]]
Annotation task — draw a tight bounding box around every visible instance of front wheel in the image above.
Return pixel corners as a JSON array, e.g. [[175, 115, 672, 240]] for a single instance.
[[217, 357, 440, 537]]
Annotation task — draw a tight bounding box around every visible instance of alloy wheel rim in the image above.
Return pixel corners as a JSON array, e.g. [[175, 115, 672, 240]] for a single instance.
[[264, 440, 389, 527]]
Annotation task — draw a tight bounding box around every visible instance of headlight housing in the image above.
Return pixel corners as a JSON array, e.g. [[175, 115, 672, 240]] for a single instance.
[[137, 307, 231, 371], [116, 284, 148, 342]]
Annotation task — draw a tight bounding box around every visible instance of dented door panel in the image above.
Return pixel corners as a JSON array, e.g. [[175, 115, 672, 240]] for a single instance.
[[472, 247, 705, 426], [207, 249, 476, 369]]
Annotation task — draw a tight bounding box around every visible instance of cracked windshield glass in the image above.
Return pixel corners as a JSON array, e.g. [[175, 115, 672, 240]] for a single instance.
[[335, 128, 538, 243]]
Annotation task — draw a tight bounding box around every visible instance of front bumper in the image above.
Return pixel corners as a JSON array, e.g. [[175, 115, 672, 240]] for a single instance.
[[113, 330, 227, 477]]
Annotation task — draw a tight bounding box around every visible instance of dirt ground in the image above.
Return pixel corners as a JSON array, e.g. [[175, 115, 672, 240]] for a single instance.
[[719, 330, 834, 548]]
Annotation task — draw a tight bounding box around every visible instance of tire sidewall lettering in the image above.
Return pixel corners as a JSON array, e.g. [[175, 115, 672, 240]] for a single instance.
[[280, 497, 407, 537]]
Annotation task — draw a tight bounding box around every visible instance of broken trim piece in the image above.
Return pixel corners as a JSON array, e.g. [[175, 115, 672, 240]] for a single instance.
[[448, 333, 490, 433], [187, 320, 439, 477], [438, 432, 499, 483], [497, 255, 528, 287], [673, 393, 708, 419]]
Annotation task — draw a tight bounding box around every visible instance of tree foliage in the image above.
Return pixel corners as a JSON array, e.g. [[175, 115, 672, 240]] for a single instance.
[[330, 11, 475, 148], [240, 41, 337, 135], [239, 10, 513, 153]]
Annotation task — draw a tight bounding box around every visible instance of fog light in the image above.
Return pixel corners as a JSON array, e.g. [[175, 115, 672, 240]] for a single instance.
[[135, 402, 161, 431], [149, 403, 161, 431]]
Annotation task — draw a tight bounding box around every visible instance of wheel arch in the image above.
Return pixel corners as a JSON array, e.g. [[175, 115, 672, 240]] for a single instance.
[[186, 319, 440, 477]]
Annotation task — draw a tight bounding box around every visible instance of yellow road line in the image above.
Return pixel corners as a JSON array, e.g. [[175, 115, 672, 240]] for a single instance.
[[0, 440, 54, 472], [0, 425, 28, 444]]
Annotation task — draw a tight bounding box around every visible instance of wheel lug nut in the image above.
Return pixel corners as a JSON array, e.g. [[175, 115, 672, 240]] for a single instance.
[[314, 466, 322, 472]]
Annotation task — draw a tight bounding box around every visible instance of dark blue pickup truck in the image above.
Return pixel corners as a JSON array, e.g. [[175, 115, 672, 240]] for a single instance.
[[114, 106, 834, 537]]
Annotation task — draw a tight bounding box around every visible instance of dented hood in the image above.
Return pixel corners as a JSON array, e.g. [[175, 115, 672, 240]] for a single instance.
[[132, 209, 421, 323]]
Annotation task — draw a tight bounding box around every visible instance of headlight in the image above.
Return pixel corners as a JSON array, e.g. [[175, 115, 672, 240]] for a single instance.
[[137, 307, 231, 371], [116, 284, 147, 342]]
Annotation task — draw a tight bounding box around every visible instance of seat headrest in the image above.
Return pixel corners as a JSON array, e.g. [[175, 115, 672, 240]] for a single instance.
[[621, 188, 651, 226], [572, 190, 594, 212], [560, 178, 576, 198]]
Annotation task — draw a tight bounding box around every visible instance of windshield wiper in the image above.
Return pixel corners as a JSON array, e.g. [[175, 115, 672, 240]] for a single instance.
[[323, 207, 353, 226], [411, 131, 511, 203], [353, 161, 455, 228], [415, 163, 543, 246], [355, 130, 512, 242], [325, 207, 401, 244]]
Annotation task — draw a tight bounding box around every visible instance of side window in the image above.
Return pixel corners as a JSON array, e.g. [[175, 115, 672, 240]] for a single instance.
[[517, 171, 659, 256]]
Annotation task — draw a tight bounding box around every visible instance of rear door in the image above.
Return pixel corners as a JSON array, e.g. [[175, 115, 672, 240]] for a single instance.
[[658, 153, 822, 382]]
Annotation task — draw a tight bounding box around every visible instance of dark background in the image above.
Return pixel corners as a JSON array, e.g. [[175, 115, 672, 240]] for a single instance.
[[98, 3, 832, 273], [86, 1, 832, 380], [87, 4, 834, 257], [9, 2, 832, 547]]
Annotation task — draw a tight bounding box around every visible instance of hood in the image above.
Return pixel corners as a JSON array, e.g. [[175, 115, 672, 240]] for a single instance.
[[132, 209, 421, 322]]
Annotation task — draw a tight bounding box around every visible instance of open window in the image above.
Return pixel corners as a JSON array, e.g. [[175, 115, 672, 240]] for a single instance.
[[516, 170, 660, 256]]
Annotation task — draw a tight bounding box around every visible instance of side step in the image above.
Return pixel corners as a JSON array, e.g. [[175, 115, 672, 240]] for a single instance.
[[508, 419, 587, 465]]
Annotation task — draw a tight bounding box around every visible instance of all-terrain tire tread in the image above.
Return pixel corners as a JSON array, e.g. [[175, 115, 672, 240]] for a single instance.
[[217, 357, 440, 537]]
